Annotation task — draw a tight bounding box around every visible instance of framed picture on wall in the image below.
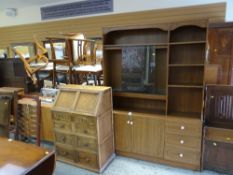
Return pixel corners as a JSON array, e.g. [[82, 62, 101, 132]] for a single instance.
[[11, 42, 36, 58]]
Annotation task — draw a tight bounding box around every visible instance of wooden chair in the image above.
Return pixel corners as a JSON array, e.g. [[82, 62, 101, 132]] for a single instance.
[[11, 36, 49, 86], [72, 38, 100, 84], [15, 94, 41, 146], [46, 37, 74, 87]]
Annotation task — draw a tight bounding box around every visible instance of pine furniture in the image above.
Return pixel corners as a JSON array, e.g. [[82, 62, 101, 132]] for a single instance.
[[52, 85, 114, 173]]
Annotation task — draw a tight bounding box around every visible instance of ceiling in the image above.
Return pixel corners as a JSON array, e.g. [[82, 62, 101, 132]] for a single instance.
[[0, 0, 78, 9]]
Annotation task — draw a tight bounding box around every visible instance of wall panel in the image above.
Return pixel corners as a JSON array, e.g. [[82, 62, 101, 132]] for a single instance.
[[0, 3, 226, 56]]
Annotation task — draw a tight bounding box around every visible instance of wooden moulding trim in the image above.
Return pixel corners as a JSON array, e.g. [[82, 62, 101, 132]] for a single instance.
[[209, 22, 233, 28], [115, 150, 201, 171], [169, 41, 206, 45], [113, 92, 167, 101]]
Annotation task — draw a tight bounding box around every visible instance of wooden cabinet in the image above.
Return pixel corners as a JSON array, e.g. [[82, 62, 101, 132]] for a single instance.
[[203, 85, 233, 174], [103, 21, 207, 170], [164, 117, 202, 169], [204, 127, 233, 174], [114, 111, 164, 158], [208, 23, 233, 84], [52, 85, 114, 173]]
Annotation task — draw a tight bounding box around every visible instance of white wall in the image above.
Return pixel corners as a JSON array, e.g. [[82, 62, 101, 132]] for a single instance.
[[0, 0, 232, 27]]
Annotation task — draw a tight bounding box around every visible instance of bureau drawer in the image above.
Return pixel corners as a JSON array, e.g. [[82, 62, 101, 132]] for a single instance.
[[165, 133, 201, 150], [164, 145, 200, 165], [166, 120, 202, 137], [54, 121, 72, 132], [72, 115, 97, 136], [76, 151, 98, 169], [56, 145, 75, 162], [53, 112, 72, 122], [55, 132, 75, 146], [76, 136, 97, 152]]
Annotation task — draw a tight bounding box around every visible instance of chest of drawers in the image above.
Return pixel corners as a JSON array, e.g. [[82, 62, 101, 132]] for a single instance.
[[164, 117, 202, 170], [52, 85, 114, 173]]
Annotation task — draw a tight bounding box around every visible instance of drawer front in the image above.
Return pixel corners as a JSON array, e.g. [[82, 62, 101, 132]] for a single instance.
[[76, 136, 97, 152], [72, 115, 97, 136], [76, 151, 98, 169], [54, 121, 72, 132], [56, 145, 75, 162], [204, 140, 233, 174], [53, 112, 71, 122], [164, 145, 200, 165], [55, 132, 75, 146], [165, 133, 201, 150], [166, 120, 202, 137]]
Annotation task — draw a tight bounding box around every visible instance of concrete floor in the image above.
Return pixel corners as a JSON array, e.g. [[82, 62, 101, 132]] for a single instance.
[[54, 156, 226, 175]]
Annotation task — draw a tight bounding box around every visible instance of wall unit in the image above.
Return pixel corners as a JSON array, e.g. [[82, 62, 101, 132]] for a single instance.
[[52, 85, 114, 173], [103, 21, 207, 170]]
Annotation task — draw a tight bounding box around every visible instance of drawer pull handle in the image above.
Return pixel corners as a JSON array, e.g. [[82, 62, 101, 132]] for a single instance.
[[180, 126, 185, 130], [213, 142, 217, 146], [179, 153, 183, 158], [180, 140, 184, 144], [127, 121, 130, 124], [84, 143, 89, 147], [85, 158, 90, 162], [61, 151, 67, 156], [226, 137, 231, 141], [130, 121, 133, 125]]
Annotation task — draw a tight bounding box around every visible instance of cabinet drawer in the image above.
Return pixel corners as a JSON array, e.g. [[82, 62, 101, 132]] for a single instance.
[[55, 132, 75, 146], [76, 151, 98, 169], [164, 145, 200, 165], [166, 120, 202, 137], [76, 136, 97, 152], [72, 115, 97, 136], [54, 121, 72, 132], [165, 133, 201, 150], [204, 140, 233, 174], [53, 112, 71, 122], [56, 145, 75, 162]]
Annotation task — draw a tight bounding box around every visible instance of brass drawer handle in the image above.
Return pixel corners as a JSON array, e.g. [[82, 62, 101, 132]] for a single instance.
[[85, 158, 90, 163], [180, 140, 184, 144], [84, 143, 89, 147], [180, 126, 185, 130], [61, 151, 68, 156], [179, 153, 184, 158], [226, 137, 231, 141]]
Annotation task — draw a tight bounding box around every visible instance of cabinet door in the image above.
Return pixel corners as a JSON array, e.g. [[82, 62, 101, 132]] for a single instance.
[[114, 113, 132, 152], [204, 140, 233, 174], [132, 115, 165, 158], [208, 27, 233, 84]]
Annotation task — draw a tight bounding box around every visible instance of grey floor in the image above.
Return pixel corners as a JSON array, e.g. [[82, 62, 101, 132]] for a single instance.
[[54, 156, 226, 175]]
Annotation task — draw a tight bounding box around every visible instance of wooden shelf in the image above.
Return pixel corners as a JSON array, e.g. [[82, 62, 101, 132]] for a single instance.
[[168, 85, 203, 88], [169, 64, 205, 67], [168, 111, 201, 118], [169, 41, 206, 45], [113, 92, 167, 100], [104, 43, 168, 48]]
